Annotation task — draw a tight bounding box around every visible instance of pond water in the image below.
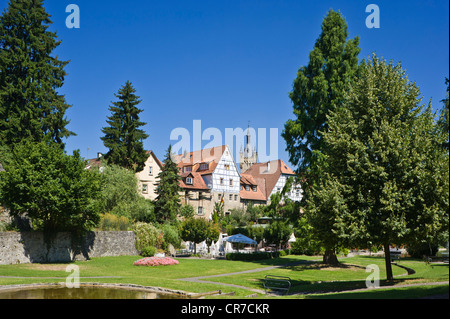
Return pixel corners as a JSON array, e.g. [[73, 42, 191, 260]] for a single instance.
[[0, 286, 187, 299]]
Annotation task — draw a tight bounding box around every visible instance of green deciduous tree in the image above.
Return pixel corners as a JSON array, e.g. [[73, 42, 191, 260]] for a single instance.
[[310, 54, 449, 280], [101, 81, 149, 172], [96, 164, 155, 223], [0, 140, 102, 236], [154, 145, 182, 223], [179, 217, 211, 254], [0, 0, 74, 147]]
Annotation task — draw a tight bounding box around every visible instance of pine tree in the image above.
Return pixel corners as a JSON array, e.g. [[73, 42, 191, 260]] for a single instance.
[[282, 9, 360, 265], [154, 145, 182, 223], [0, 0, 74, 147], [101, 81, 149, 172]]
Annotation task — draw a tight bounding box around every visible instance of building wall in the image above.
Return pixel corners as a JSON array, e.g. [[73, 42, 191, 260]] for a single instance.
[[211, 146, 241, 194], [136, 153, 162, 201], [269, 174, 302, 202]]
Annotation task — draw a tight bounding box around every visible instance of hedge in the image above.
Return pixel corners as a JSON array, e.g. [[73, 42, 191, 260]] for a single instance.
[[225, 249, 291, 261]]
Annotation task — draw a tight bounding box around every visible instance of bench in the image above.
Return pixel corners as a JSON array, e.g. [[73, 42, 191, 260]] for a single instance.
[[390, 250, 402, 262], [263, 275, 291, 295], [425, 256, 449, 264]]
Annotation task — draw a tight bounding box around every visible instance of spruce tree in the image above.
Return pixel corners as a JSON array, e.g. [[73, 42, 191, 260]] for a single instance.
[[101, 81, 149, 172], [0, 0, 74, 147], [282, 9, 360, 265], [154, 145, 182, 223]]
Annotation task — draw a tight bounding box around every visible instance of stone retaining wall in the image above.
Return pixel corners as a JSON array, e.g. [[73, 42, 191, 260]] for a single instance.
[[0, 231, 138, 265]]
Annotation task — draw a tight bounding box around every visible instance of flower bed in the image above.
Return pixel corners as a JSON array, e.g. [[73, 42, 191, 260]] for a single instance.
[[133, 257, 179, 267]]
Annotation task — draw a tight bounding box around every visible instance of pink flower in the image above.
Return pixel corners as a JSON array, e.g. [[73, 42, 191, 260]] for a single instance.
[[133, 257, 179, 267]]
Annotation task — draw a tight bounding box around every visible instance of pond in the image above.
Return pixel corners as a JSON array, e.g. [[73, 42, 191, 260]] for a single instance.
[[0, 285, 189, 299]]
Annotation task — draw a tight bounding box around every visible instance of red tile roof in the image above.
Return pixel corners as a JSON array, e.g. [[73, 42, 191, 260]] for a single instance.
[[240, 173, 267, 201], [174, 145, 227, 190], [242, 159, 296, 200]]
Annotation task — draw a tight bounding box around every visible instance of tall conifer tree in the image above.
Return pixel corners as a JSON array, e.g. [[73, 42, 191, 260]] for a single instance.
[[101, 81, 149, 172], [154, 145, 182, 223], [0, 0, 74, 147], [282, 9, 360, 264]]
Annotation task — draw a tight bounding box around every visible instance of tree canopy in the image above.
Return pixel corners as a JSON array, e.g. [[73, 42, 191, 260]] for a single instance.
[[307, 54, 449, 280], [0, 140, 102, 235], [154, 145, 182, 223], [0, 0, 74, 147], [101, 81, 149, 172]]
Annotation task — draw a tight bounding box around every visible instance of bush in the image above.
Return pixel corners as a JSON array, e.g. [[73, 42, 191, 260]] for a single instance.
[[161, 223, 182, 250], [225, 249, 290, 261], [133, 222, 162, 255], [140, 246, 157, 257], [407, 242, 440, 258], [98, 213, 131, 231]]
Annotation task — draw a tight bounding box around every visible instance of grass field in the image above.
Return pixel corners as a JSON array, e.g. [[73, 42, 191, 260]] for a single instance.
[[0, 255, 448, 299]]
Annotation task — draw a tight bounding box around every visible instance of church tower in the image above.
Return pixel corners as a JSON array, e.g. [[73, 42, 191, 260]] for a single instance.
[[239, 125, 257, 173]]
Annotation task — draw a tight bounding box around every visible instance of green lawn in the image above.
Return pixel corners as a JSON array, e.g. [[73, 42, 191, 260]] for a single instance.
[[0, 255, 447, 299]]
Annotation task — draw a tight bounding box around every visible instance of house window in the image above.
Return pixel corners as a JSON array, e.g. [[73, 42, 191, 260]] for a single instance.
[[220, 178, 224, 185], [229, 179, 233, 186], [218, 194, 222, 200], [142, 184, 148, 194], [234, 194, 238, 201], [200, 163, 209, 170], [224, 164, 230, 170], [245, 185, 250, 191], [149, 166, 153, 176], [253, 186, 257, 192], [184, 166, 192, 173], [186, 177, 193, 185], [198, 206, 204, 215], [229, 194, 233, 200]]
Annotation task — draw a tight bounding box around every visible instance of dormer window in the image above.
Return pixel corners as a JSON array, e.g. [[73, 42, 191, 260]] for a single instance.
[[245, 185, 250, 191], [199, 163, 209, 171], [252, 186, 257, 192], [184, 166, 192, 173], [186, 177, 193, 185]]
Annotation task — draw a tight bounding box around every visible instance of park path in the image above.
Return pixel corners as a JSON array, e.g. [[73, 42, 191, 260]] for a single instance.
[[178, 259, 314, 294], [178, 259, 449, 297]]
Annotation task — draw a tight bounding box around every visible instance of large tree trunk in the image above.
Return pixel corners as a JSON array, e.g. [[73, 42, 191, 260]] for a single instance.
[[323, 248, 339, 265], [384, 243, 394, 282]]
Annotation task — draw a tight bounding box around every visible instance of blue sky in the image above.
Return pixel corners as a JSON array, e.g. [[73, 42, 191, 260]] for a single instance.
[[1, 0, 449, 168]]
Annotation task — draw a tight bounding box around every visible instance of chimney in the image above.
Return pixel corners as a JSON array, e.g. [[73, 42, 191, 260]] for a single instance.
[[267, 161, 270, 172]]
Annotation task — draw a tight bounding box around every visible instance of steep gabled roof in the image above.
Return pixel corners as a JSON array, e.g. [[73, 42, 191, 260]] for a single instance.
[[173, 145, 227, 190], [243, 159, 296, 200], [173, 145, 226, 173], [240, 173, 267, 201], [146, 150, 164, 169]]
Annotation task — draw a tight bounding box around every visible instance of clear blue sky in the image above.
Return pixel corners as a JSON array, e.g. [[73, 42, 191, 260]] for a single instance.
[[1, 0, 449, 168]]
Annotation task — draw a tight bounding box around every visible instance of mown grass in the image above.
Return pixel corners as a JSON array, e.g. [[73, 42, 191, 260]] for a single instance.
[[0, 255, 447, 299]]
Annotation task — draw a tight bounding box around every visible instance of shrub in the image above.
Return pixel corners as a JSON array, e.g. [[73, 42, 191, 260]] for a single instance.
[[133, 222, 161, 255], [161, 223, 182, 250], [225, 250, 290, 261], [140, 246, 157, 257], [98, 213, 131, 231]]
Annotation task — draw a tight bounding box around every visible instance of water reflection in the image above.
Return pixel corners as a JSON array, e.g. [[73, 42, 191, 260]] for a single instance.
[[0, 286, 187, 299]]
